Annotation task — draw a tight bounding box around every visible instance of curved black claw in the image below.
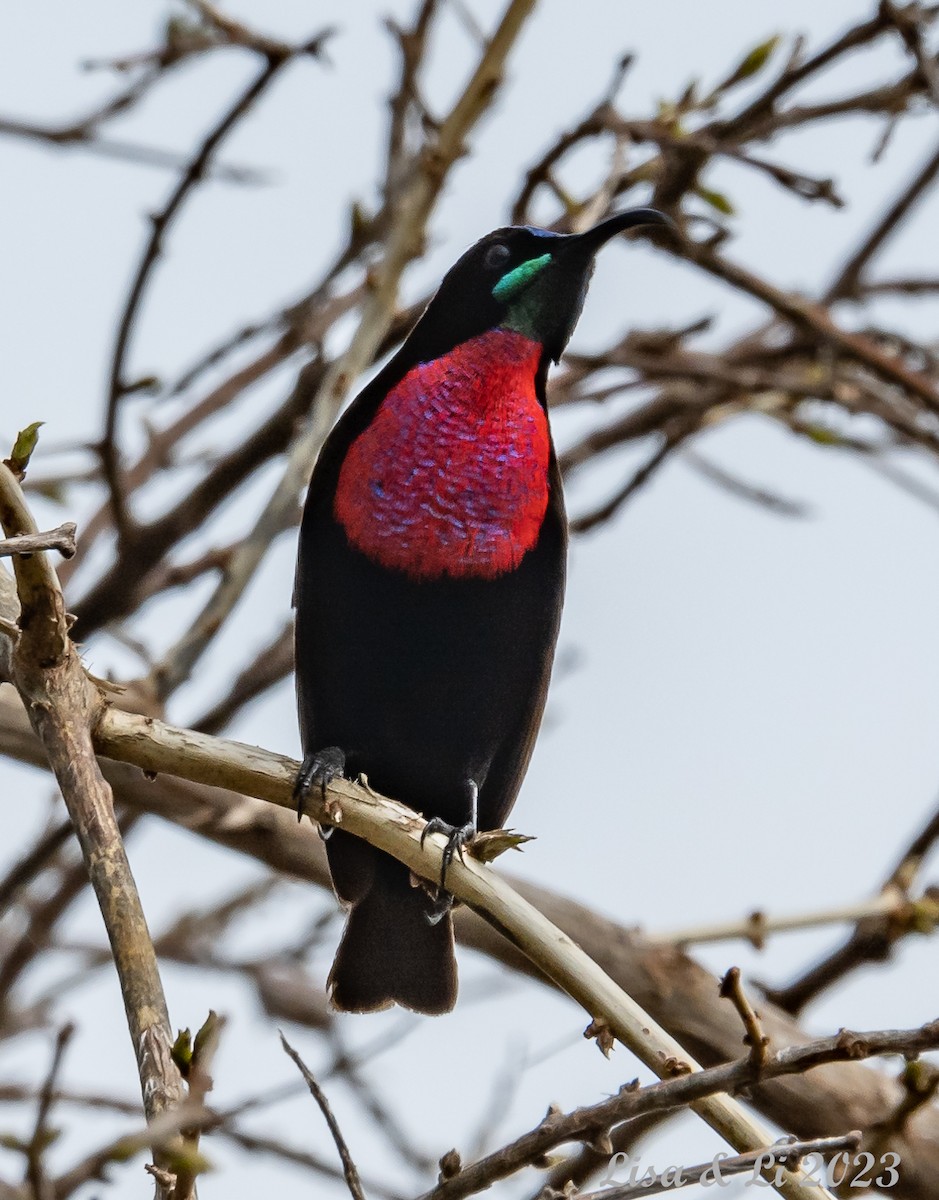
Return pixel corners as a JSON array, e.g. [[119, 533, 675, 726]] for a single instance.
[[294, 746, 346, 832], [425, 888, 454, 926], [420, 817, 476, 890]]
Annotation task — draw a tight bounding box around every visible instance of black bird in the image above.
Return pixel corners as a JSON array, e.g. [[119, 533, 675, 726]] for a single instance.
[[294, 208, 669, 1013]]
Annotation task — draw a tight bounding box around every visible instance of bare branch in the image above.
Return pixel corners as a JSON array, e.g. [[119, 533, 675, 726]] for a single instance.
[[0, 683, 937, 1197], [570, 431, 688, 533], [147, 0, 541, 700], [422, 1023, 936, 1200], [0, 817, 73, 918], [720, 967, 769, 1069], [280, 1034, 367, 1200], [0, 466, 185, 1195], [80, 707, 832, 1199], [825, 140, 939, 302], [25, 1023, 74, 1200], [101, 31, 329, 545], [0, 523, 76, 560], [766, 796, 939, 1015], [0, 115, 266, 182], [652, 891, 908, 950]]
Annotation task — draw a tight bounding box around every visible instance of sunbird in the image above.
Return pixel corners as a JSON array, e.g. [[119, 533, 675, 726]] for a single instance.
[[295, 208, 669, 1012]]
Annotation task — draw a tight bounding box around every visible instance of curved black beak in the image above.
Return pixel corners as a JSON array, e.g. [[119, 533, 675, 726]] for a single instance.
[[562, 207, 674, 258]]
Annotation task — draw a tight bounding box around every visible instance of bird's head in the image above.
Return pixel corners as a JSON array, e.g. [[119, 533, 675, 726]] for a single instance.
[[409, 208, 672, 365]]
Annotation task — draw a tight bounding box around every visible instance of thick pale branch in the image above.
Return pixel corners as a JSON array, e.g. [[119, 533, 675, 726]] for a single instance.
[[0, 468, 184, 1194], [83, 707, 827, 1198], [1, 685, 937, 1198], [422, 1024, 937, 1200]]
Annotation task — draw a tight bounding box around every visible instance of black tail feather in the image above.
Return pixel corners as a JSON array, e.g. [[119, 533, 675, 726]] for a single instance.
[[328, 862, 457, 1014]]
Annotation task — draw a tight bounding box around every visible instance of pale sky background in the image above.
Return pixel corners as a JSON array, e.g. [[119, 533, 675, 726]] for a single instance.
[[2, 2, 938, 1196]]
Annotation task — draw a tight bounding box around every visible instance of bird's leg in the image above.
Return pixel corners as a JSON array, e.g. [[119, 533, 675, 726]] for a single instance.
[[293, 746, 346, 839], [421, 779, 478, 923]]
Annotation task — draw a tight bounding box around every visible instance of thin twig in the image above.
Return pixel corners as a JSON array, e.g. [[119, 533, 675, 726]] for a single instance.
[[101, 40, 323, 545], [570, 431, 687, 533], [51, 1101, 212, 1200], [25, 1023, 74, 1200], [0, 812, 139, 1007], [326, 1026, 435, 1173], [825, 140, 939, 302], [218, 1127, 405, 1200], [148, 0, 540, 700], [680, 449, 810, 517], [420, 1024, 936, 1200], [0, 817, 74, 917], [766, 795, 939, 1015], [0, 523, 76, 560], [193, 619, 293, 735], [280, 1034, 366, 1200], [720, 968, 769, 1069], [0, 115, 266, 181], [652, 892, 903, 949]]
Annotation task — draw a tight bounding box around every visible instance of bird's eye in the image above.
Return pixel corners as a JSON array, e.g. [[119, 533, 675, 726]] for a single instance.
[[484, 243, 511, 271]]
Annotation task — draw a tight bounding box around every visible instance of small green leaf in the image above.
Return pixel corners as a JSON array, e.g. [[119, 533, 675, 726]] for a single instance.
[[910, 893, 939, 934], [110, 1137, 141, 1163], [349, 200, 371, 244], [33, 480, 67, 505], [193, 1010, 220, 1063], [171, 1027, 193, 1075], [804, 425, 841, 446], [33, 1126, 61, 1153], [165, 1146, 214, 1176], [737, 36, 780, 79], [716, 35, 780, 93], [6, 421, 44, 476], [695, 186, 735, 216], [676, 78, 699, 111]]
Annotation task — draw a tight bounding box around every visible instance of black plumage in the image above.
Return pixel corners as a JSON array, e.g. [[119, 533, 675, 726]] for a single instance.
[[294, 209, 668, 1013]]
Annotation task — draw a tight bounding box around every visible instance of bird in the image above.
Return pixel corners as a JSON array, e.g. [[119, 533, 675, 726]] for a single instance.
[[294, 207, 669, 1014]]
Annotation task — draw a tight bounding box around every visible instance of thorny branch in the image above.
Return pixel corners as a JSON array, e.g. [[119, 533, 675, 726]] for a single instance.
[[0, 467, 185, 1198], [765, 796, 939, 1015], [8, 683, 938, 1198], [101, 20, 333, 546], [419, 1022, 938, 1200], [1, 674, 938, 1195]]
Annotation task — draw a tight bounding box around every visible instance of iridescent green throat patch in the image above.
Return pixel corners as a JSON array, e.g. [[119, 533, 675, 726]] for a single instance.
[[492, 252, 553, 301]]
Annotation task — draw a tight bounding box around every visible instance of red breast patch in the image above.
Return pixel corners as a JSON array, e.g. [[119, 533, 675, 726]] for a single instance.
[[334, 329, 550, 581]]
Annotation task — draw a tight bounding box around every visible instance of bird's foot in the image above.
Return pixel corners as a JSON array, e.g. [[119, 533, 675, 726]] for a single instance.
[[424, 888, 455, 926], [294, 746, 346, 837], [420, 817, 476, 891]]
